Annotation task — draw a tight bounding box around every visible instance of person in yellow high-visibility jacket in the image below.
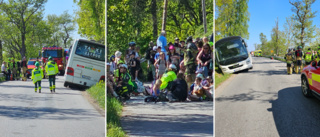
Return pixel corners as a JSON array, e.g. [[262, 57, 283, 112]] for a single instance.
[[45, 56, 59, 93], [31, 62, 43, 93]]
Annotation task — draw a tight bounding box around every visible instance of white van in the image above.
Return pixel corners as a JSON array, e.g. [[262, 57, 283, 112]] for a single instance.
[[64, 39, 105, 88]]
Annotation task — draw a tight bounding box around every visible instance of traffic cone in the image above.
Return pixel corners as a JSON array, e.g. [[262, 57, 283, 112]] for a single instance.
[[10, 74, 13, 80]]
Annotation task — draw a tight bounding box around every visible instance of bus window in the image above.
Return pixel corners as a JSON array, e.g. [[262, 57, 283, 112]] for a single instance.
[[75, 41, 105, 62]]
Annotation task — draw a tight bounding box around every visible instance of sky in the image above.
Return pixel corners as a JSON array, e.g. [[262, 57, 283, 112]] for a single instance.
[[43, 0, 84, 40], [247, 0, 320, 52]]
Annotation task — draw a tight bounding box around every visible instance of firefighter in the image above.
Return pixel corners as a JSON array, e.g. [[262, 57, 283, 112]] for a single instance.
[[284, 49, 294, 75], [31, 62, 43, 93], [304, 48, 313, 66], [184, 36, 198, 91], [116, 64, 133, 100], [45, 56, 59, 93], [295, 46, 304, 74], [21, 57, 28, 81], [11, 58, 17, 80]]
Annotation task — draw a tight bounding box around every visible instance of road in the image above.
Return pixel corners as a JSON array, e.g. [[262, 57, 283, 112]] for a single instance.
[[0, 76, 105, 137], [215, 57, 320, 137], [121, 84, 214, 137]]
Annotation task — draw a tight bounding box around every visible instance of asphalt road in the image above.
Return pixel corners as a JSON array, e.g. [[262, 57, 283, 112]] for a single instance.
[[0, 76, 105, 137], [215, 57, 320, 137], [121, 84, 214, 137]]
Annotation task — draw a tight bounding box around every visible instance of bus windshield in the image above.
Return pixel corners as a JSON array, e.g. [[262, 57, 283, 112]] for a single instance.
[[75, 41, 105, 62], [216, 39, 248, 65], [42, 50, 62, 58]]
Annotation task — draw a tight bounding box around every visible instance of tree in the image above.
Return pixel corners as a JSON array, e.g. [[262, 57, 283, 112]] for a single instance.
[[0, 0, 47, 58], [283, 16, 297, 49], [58, 11, 75, 48], [216, 0, 250, 39], [75, 0, 105, 43], [289, 0, 317, 48]]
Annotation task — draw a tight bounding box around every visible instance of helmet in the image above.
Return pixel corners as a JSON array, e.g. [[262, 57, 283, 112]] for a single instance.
[[298, 46, 302, 49], [115, 51, 122, 58], [175, 37, 179, 41], [35, 62, 40, 67], [129, 42, 136, 47], [187, 43, 197, 50], [187, 36, 193, 42], [308, 48, 311, 50], [169, 64, 177, 70], [110, 55, 115, 61], [196, 73, 204, 79], [153, 46, 157, 51], [169, 45, 175, 50], [48, 56, 53, 60], [120, 64, 128, 69]]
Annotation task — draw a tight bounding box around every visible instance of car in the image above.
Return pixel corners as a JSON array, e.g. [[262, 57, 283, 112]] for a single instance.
[[26, 58, 42, 79], [301, 60, 320, 99]]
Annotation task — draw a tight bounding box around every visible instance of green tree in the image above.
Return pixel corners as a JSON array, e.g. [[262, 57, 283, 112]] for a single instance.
[[0, 0, 47, 58], [289, 0, 317, 48], [74, 0, 105, 43]]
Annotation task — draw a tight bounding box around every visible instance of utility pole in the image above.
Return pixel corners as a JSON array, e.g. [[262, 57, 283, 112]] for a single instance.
[[161, 0, 168, 31], [202, 0, 207, 34]]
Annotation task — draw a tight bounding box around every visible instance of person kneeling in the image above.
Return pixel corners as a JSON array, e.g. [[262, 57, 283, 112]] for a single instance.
[[116, 64, 134, 100]]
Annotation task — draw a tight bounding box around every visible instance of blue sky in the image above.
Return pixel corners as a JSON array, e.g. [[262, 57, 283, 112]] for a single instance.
[[247, 0, 320, 52], [43, 0, 83, 39]]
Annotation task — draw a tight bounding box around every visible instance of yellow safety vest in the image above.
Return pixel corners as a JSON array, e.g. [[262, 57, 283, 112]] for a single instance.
[[45, 61, 59, 76], [31, 68, 43, 83]]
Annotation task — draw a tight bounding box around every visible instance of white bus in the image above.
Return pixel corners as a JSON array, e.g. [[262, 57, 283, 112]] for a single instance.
[[215, 36, 253, 73], [64, 39, 105, 88]]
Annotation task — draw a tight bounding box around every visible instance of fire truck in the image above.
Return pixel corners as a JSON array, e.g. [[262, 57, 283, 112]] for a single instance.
[[41, 46, 66, 75]]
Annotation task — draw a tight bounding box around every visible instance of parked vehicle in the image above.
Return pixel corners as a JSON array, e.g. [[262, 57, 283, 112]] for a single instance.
[[301, 61, 320, 99], [41, 46, 66, 75], [26, 58, 42, 79], [215, 36, 253, 73], [64, 39, 105, 88]]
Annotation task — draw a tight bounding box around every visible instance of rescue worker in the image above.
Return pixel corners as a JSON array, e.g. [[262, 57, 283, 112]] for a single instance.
[[21, 57, 28, 81], [304, 48, 313, 65], [295, 46, 304, 74], [116, 64, 133, 100], [152, 64, 178, 97], [45, 56, 59, 93], [7, 58, 11, 80], [184, 36, 198, 90], [31, 62, 43, 93], [11, 58, 17, 80], [284, 49, 294, 75]]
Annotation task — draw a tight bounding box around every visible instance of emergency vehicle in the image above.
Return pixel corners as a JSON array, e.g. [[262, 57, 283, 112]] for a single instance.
[[301, 61, 320, 99], [26, 58, 42, 79], [64, 39, 105, 88], [41, 46, 66, 75]]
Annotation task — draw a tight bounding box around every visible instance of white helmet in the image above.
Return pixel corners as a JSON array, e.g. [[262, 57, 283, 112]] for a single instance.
[[153, 46, 157, 51], [120, 64, 128, 69], [169, 64, 177, 70], [115, 51, 122, 58]]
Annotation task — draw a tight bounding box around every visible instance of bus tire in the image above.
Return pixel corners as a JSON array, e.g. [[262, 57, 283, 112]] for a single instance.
[[64, 82, 69, 87]]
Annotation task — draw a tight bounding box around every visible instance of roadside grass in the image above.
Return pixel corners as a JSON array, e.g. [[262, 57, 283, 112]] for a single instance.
[[87, 81, 105, 109], [215, 65, 232, 88], [107, 96, 127, 137], [0, 76, 5, 82]]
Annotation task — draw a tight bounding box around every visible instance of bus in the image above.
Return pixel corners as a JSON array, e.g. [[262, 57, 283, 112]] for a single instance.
[[257, 50, 262, 57], [215, 36, 253, 73], [64, 39, 105, 88]]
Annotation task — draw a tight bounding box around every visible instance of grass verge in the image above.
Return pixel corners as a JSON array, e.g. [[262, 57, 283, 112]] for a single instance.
[[107, 96, 127, 137], [215, 65, 232, 88], [0, 76, 5, 82], [87, 81, 105, 109]]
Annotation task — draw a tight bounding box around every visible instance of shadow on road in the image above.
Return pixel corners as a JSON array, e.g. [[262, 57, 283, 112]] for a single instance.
[[248, 69, 287, 76], [0, 105, 99, 120], [121, 114, 213, 136], [216, 89, 277, 102], [269, 86, 320, 136], [252, 61, 284, 65]]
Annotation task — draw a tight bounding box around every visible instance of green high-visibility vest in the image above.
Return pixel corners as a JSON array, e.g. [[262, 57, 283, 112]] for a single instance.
[[45, 61, 58, 75], [305, 50, 312, 62], [160, 71, 177, 90], [31, 68, 43, 83]]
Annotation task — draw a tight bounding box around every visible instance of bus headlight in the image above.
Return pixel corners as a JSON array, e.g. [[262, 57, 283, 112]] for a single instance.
[[246, 59, 251, 64], [58, 65, 63, 68]]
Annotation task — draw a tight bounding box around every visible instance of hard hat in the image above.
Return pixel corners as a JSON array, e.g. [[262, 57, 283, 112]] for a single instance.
[[196, 73, 204, 79], [115, 51, 122, 58], [35, 62, 40, 67], [129, 42, 136, 47], [48, 56, 53, 60], [175, 37, 179, 41], [153, 46, 157, 51], [169, 64, 177, 70], [169, 45, 175, 50], [120, 64, 128, 69], [298, 46, 302, 49]]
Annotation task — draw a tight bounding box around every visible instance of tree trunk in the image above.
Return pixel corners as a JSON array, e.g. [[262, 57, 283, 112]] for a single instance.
[[161, 0, 168, 31], [0, 40, 2, 63], [151, 0, 158, 40], [202, 0, 207, 34]]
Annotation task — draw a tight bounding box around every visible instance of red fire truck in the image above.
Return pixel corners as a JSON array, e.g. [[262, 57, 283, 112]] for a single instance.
[[41, 46, 66, 75]]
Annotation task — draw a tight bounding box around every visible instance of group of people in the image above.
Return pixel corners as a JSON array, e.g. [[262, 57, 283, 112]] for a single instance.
[[107, 30, 214, 102], [1, 57, 28, 81], [1, 56, 59, 93], [285, 45, 320, 74]]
